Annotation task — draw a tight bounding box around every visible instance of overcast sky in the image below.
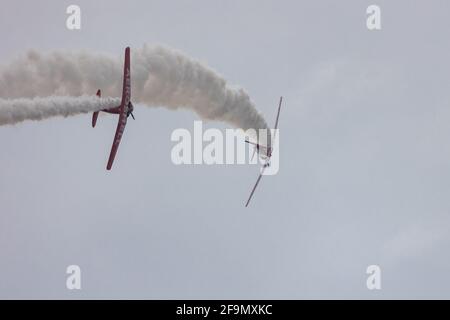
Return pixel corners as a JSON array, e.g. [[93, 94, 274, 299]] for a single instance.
[[1, 0, 450, 299]]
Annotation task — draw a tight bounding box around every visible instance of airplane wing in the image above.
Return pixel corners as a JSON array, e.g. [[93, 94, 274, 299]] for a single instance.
[[245, 96, 282, 206], [274, 96, 282, 130], [106, 47, 131, 170], [121, 47, 131, 107], [271, 96, 282, 145], [245, 165, 267, 207], [106, 107, 127, 170]]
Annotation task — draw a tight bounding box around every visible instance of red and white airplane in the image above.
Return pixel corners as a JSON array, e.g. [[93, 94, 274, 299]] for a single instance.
[[244, 96, 283, 207], [92, 47, 135, 170]]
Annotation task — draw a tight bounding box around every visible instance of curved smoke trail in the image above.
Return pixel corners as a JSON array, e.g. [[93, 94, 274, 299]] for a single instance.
[[0, 45, 268, 132]]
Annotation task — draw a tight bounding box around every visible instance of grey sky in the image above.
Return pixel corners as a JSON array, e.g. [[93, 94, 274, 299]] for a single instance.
[[1, 0, 450, 299]]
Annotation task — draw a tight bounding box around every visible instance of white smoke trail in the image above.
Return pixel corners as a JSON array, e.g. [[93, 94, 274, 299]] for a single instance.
[[0, 96, 120, 126], [0, 45, 268, 132]]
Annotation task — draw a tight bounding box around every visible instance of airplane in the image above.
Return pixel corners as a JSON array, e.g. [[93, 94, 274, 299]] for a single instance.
[[244, 96, 283, 207], [91, 47, 135, 170]]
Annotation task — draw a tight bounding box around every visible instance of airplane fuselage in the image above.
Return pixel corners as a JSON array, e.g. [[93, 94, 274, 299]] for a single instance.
[[102, 101, 134, 117], [257, 145, 272, 159]]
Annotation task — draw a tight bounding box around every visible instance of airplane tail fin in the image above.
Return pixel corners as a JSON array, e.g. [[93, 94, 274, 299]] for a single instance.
[[92, 89, 101, 127]]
